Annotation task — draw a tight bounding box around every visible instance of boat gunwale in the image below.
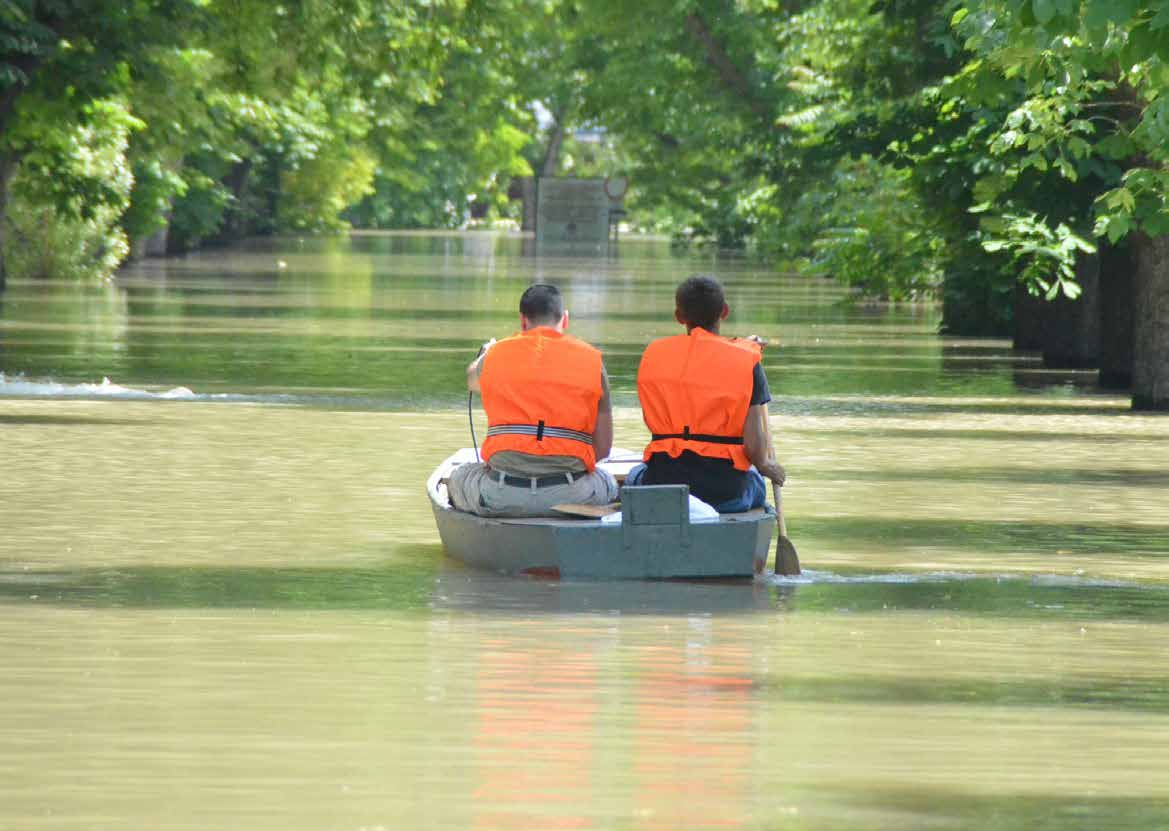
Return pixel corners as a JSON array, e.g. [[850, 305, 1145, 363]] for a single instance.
[[426, 450, 772, 528]]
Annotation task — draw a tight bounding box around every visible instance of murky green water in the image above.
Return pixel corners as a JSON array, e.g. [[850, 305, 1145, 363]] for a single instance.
[[2, 233, 1168, 829]]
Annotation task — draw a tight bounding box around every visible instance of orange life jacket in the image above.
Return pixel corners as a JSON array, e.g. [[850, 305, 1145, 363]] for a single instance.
[[637, 327, 761, 470], [480, 327, 603, 471]]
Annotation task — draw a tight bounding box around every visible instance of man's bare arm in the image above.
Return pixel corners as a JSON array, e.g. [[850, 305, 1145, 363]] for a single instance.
[[593, 368, 614, 461], [743, 404, 785, 485], [465, 339, 496, 392]]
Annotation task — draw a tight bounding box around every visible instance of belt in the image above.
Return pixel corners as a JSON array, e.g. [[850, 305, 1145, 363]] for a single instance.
[[491, 468, 586, 488], [651, 426, 743, 445]]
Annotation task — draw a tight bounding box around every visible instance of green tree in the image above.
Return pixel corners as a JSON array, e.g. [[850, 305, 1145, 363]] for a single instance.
[[1, 0, 209, 282], [951, 0, 1169, 406]]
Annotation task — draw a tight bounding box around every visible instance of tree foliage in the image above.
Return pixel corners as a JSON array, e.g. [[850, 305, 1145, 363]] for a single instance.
[[0, 0, 1165, 349]]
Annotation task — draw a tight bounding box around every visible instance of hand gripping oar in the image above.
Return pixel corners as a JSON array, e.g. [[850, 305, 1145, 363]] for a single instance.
[[771, 480, 801, 576]]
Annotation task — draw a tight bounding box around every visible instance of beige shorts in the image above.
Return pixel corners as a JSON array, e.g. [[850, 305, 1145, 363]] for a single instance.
[[447, 462, 619, 518]]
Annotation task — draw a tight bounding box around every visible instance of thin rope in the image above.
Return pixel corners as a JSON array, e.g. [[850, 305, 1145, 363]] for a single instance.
[[468, 390, 480, 463]]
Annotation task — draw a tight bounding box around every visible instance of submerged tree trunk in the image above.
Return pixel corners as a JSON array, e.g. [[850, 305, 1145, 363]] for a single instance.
[[1098, 242, 1135, 389], [129, 206, 174, 260], [221, 157, 255, 242], [1131, 233, 1169, 410], [1012, 255, 1102, 367], [1013, 282, 1045, 351], [142, 218, 171, 258], [0, 200, 7, 291], [0, 152, 17, 291]]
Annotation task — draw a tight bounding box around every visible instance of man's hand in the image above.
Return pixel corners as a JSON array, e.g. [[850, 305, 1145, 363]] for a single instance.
[[760, 462, 786, 486], [466, 338, 497, 393]]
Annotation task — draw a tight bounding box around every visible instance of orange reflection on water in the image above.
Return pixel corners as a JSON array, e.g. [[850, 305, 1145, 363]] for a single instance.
[[472, 643, 597, 830], [633, 641, 754, 829]]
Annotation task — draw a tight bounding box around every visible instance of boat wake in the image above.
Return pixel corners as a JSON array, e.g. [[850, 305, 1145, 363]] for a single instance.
[[0, 373, 305, 404], [0, 372, 429, 409], [0, 373, 200, 400], [768, 568, 1160, 591], [769, 568, 979, 585]]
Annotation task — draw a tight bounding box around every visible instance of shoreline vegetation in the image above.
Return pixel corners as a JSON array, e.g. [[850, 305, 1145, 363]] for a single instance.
[[2, 0, 1166, 408]]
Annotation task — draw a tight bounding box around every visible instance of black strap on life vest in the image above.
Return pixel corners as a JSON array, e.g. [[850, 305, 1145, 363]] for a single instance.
[[651, 425, 743, 445]]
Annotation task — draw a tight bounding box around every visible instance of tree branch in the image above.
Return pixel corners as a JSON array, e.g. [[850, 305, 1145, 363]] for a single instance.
[[683, 12, 774, 125]]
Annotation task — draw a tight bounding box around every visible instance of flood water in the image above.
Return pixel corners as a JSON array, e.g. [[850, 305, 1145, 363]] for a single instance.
[[2, 232, 1168, 829]]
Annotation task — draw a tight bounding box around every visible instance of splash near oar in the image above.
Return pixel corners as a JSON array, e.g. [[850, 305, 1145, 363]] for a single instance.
[[772, 481, 801, 576]]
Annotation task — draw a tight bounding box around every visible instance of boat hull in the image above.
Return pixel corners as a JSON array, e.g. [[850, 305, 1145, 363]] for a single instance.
[[428, 450, 775, 579]]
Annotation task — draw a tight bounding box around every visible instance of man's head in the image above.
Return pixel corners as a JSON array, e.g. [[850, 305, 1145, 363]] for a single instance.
[[519, 283, 568, 331], [675, 275, 729, 332]]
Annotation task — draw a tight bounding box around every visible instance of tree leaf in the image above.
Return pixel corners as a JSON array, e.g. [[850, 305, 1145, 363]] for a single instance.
[[1106, 214, 1131, 244], [1033, 0, 1056, 25]]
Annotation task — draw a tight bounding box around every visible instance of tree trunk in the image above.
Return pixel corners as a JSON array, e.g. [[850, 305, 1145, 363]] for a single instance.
[[1011, 252, 1101, 367], [519, 176, 536, 232], [541, 121, 565, 179], [143, 220, 170, 257], [220, 157, 255, 241], [1098, 241, 1135, 389], [0, 151, 17, 291], [1130, 233, 1169, 410], [1013, 281, 1046, 351], [1046, 252, 1102, 368], [129, 211, 173, 260]]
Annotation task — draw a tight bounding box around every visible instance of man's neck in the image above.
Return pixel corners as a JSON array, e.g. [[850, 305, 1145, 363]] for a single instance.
[[687, 324, 720, 335]]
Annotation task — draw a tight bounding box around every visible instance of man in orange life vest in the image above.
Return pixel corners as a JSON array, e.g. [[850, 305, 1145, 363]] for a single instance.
[[448, 283, 619, 517], [626, 275, 785, 512]]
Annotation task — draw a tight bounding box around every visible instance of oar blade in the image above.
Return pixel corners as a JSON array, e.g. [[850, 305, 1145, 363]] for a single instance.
[[770, 480, 801, 576], [775, 535, 801, 576]]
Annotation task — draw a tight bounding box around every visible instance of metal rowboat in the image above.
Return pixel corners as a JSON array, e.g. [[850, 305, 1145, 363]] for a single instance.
[[428, 448, 775, 579]]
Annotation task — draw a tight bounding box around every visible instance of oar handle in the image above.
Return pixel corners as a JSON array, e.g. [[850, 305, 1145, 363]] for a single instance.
[[771, 479, 801, 577], [772, 481, 788, 538]]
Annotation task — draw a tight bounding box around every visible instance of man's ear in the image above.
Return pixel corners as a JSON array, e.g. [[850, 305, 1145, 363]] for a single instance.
[[560, 309, 570, 329], [719, 303, 730, 321], [674, 307, 686, 326], [519, 313, 531, 331]]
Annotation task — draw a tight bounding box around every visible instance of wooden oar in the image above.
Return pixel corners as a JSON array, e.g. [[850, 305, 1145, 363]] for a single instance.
[[551, 502, 621, 519], [771, 481, 801, 576]]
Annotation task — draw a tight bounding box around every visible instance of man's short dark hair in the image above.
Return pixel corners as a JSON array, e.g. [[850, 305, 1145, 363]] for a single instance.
[[519, 283, 564, 324], [675, 275, 725, 331]]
